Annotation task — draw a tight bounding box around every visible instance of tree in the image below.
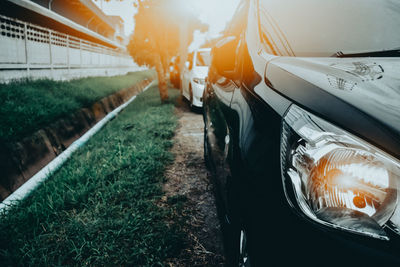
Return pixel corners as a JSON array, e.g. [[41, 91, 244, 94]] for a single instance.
[[127, 0, 208, 102]]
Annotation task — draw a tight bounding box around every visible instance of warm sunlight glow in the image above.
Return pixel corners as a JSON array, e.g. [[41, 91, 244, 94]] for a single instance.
[[179, 0, 240, 36], [95, 0, 240, 48], [185, 0, 240, 50]]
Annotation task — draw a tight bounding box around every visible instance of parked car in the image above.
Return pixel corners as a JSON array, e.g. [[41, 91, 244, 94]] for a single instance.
[[203, 0, 400, 266], [169, 56, 181, 89], [181, 48, 211, 108]]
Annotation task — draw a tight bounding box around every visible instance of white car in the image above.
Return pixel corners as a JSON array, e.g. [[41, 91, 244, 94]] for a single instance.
[[181, 48, 211, 108]]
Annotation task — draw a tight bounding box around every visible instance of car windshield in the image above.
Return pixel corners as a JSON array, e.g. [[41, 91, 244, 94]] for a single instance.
[[195, 50, 211, 66], [258, 0, 400, 57]]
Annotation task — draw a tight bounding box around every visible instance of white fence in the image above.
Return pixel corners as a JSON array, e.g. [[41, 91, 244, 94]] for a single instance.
[[0, 14, 141, 82]]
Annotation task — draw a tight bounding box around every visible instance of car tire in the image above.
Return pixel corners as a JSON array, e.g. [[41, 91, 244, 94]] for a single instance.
[[224, 143, 252, 266], [239, 228, 251, 267], [222, 220, 252, 267], [189, 85, 194, 110], [204, 125, 211, 169]]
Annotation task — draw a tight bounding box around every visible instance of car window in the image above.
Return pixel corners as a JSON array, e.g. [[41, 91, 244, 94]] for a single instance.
[[258, 0, 400, 57], [224, 0, 249, 37], [195, 50, 211, 66]]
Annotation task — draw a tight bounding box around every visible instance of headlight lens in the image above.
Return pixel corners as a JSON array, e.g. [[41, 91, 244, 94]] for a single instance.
[[193, 78, 205, 85], [281, 105, 400, 240]]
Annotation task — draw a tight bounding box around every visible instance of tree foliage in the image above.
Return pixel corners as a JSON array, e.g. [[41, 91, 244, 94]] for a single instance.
[[127, 0, 208, 102]]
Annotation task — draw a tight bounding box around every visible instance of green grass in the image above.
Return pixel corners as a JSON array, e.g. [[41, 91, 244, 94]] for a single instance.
[[0, 70, 154, 143], [0, 85, 184, 266]]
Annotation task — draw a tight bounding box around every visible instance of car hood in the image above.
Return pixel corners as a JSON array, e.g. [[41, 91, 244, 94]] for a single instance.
[[191, 66, 209, 78], [267, 57, 400, 136]]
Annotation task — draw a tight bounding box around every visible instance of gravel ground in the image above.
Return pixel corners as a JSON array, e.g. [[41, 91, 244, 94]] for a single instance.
[[163, 97, 225, 266]]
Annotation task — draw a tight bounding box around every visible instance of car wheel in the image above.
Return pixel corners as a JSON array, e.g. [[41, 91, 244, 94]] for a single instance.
[[189, 85, 194, 109], [223, 221, 252, 267], [239, 229, 251, 267], [204, 125, 211, 169]]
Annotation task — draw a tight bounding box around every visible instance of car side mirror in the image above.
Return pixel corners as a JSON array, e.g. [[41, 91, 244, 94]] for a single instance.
[[212, 36, 239, 79]]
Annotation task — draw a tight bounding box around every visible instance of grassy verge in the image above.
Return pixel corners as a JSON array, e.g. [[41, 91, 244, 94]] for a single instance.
[[0, 70, 154, 143], [0, 85, 184, 266]]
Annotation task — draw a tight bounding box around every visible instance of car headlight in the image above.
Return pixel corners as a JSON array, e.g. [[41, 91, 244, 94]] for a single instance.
[[281, 104, 400, 240], [193, 78, 205, 85]]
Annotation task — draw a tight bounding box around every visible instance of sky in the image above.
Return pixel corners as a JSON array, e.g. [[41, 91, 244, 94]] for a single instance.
[[186, 0, 240, 50], [93, 0, 137, 36], [93, 0, 240, 49]]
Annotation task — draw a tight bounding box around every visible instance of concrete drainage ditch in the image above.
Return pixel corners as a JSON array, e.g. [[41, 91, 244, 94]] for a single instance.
[[0, 77, 155, 202]]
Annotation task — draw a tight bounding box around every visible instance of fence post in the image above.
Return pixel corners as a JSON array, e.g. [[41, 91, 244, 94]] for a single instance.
[[23, 22, 30, 76], [66, 35, 70, 72], [49, 29, 53, 78], [79, 39, 82, 68]]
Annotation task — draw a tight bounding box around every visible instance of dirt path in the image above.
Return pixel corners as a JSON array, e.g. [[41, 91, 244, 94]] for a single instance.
[[163, 99, 225, 266]]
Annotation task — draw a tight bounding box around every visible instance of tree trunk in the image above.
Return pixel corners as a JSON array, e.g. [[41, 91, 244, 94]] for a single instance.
[[178, 17, 189, 94], [155, 58, 168, 102]]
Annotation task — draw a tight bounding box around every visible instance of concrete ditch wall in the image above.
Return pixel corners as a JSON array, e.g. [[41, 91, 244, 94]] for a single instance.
[[0, 76, 155, 201]]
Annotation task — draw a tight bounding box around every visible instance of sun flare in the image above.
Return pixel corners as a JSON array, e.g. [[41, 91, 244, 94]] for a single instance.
[[96, 0, 240, 46]]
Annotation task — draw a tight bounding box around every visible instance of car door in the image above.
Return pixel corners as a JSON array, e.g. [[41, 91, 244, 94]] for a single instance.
[[181, 53, 193, 99], [204, 55, 237, 213], [204, 1, 249, 218]]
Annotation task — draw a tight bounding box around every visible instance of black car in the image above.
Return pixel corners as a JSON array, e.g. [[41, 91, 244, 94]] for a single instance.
[[203, 0, 400, 265]]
